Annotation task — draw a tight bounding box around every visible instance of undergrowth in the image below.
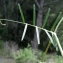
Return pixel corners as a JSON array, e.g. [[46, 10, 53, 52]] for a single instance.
[[12, 45, 41, 63]]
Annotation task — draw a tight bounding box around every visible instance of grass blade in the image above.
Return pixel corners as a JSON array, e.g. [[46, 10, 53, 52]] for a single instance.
[[33, 4, 36, 25], [44, 12, 62, 54], [44, 29, 53, 44], [18, 3, 25, 23], [21, 24, 28, 41], [36, 26, 40, 44], [42, 8, 51, 28], [51, 12, 62, 31], [55, 17, 63, 32], [53, 32, 63, 57], [52, 33, 58, 51]]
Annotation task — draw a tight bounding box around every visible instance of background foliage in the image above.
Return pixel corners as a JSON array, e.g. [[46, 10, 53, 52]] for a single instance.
[[0, 0, 63, 51]]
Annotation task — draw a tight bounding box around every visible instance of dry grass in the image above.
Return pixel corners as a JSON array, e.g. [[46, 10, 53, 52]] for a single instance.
[[0, 58, 16, 63]]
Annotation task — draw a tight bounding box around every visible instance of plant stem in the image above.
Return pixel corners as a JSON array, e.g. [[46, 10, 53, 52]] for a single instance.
[[33, 4, 36, 25], [0, 19, 53, 33], [42, 42, 51, 62], [18, 3, 25, 23], [42, 8, 51, 28], [55, 17, 63, 32], [42, 12, 62, 61]]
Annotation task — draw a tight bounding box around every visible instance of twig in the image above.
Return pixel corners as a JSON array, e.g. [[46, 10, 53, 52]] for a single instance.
[[34, 0, 40, 8]]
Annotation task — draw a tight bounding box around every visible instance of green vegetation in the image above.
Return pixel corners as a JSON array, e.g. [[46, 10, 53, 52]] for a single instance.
[[0, 40, 11, 58], [0, 3, 63, 62], [0, 48, 9, 58], [13, 46, 40, 63], [0, 0, 63, 63], [55, 55, 63, 63], [0, 40, 4, 48]]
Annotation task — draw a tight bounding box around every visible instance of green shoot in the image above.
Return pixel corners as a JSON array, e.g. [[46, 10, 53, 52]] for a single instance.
[[55, 17, 63, 32], [43, 12, 62, 61], [42, 8, 51, 28], [33, 4, 36, 25], [18, 3, 25, 23], [45, 12, 62, 53], [51, 12, 62, 31]]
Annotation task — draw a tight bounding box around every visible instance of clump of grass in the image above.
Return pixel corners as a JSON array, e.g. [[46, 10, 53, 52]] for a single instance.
[[12, 45, 40, 63], [55, 55, 63, 63], [0, 48, 9, 58]]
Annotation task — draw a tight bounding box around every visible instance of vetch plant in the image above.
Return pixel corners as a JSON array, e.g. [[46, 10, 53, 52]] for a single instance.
[[44, 29, 63, 57], [0, 18, 63, 59], [42, 12, 62, 61], [0, 3, 63, 62]]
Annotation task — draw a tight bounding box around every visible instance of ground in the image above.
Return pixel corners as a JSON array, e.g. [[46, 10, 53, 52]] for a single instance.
[[0, 58, 15, 63], [0, 53, 63, 63]]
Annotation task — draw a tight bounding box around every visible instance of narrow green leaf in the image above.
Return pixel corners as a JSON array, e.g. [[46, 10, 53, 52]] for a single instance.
[[55, 17, 63, 32], [33, 4, 36, 25], [18, 3, 25, 23], [42, 8, 51, 28], [45, 12, 62, 55], [44, 29, 58, 51], [51, 12, 62, 31], [53, 32, 63, 57], [52, 34, 58, 51]]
